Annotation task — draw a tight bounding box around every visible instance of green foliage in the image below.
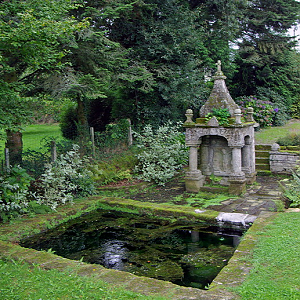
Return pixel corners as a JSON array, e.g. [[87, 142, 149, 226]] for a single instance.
[[34, 145, 96, 210], [59, 103, 78, 140], [276, 133, 300, 146], [0, 0, 88, 131], [90, 148, 138, 185], [232, 0, 300, 110], [236, 95, 276, 127], [282, 168, 300, 207], [205, 108, 231, 126], [95, 119, 130, 150], [91, 166, 132, 186], [108, 0, 211, 127], [291, 101, 300, 119], [133, 122, 188, 185], [0, 166, 33, 221], [256, 87, 290, 126]]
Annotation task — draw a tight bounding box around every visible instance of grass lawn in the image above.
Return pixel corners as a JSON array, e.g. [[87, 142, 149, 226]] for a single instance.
[[0, 259, 166, 300], [236, 212, 300, 299], [255, 119, 300, 144], [0, 124, 63, 154]]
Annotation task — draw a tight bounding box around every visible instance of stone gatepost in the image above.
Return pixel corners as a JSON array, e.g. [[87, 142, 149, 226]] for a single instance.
[[183, 61, 257, 195]]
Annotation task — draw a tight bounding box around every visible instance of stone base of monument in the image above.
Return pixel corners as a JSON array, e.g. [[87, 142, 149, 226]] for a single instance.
[[185, 171, 205, 193], [228, 177, 246, 195], [245, 172, 257, 185]]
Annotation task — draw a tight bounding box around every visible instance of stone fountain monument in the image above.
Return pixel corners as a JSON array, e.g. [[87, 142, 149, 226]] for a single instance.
[[184, 61, 256, 195]]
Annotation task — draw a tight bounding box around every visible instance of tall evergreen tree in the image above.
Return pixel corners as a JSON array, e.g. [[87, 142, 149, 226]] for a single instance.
[[104, 0, 212, 126], [232, 0, 300, 108]]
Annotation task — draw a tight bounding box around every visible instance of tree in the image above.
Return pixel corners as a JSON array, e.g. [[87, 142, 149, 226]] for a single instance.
[[102, 0, 212, 126], [0, 0, 88, 164], [232, 0, 300, 109], [190, 0, 248, 79]]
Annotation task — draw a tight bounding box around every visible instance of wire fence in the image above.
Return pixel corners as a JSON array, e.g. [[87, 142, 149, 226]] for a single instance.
[[1, 120, 134, 177]]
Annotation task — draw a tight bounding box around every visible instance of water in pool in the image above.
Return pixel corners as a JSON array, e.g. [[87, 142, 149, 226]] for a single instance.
[[20, 209, 243, 289]]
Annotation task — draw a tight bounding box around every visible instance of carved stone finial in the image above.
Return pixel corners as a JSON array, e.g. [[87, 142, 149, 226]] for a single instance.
[[185, 109, 194, 124], [271, 143, 280, 151], [216, 60, 222, 72], [234, 108, 242, 125], [245, 107, 255, 122]]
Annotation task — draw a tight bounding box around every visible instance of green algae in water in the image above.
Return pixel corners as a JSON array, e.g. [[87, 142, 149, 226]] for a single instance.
[[20, 210, 243, 289]]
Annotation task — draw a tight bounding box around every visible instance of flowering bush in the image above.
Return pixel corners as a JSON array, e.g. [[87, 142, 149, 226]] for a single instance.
[[134, 122, 188, 185], [235, 95, 278, 127]]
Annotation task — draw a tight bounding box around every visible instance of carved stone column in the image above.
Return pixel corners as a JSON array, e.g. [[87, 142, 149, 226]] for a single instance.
[[242, 136, 256, 184], [185, 142, 205, 193], [231, 147, 244, 176], [229, 146, 246, 195], [242, 138, 251, 174]]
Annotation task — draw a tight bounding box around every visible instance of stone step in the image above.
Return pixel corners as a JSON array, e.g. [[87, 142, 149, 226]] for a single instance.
[[255, 150, 270, 158], [256, 157, 270, 164], [255, 158, 270, 166], [255, 145, 272, 151], [256, 170, 272, 175], [256, 164, 270, 170]]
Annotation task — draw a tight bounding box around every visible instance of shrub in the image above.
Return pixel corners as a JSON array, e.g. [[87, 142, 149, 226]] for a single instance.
[[89, 148, 138, 186], [283, 169, 300, 207], [59, 103, 78, 140], [133, 122, 188, 185], [291, 101, 300, 119], [0, 166, 33, 222], [277, 133, 300, 146], [95, 119, 131, 150], [235, 95, 276, 127], [256, 87, 290, 126], [34, 145, 95, 210]]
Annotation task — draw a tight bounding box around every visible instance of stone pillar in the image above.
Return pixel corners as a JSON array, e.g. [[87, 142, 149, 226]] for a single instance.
[[229, 146, 246, 195], [231, 147, 244, 176], [189, 145, 199, 172], [242, 137, 256, 183], [185, 142, 205, 193], [242, 138, 251, 173]]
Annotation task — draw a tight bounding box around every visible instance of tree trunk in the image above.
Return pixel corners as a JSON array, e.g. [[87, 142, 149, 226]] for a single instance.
[[5, 130, 23, 166]]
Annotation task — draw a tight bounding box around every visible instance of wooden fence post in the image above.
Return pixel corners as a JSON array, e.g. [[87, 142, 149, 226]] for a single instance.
[[4, 148, 10, 173], [51, 141, 57, 162], [127, 119, 133, 146], [90, 127, 96, 158]]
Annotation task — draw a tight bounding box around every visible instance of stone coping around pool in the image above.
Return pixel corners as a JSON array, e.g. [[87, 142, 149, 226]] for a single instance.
[[0, 196, 277, 299]]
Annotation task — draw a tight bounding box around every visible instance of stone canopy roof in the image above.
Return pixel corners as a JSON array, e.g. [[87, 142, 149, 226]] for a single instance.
[[199, 60, 239, 118]]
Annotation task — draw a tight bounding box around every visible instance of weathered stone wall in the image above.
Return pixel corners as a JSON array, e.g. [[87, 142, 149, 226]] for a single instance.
[[269, 151, 300, 174]]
